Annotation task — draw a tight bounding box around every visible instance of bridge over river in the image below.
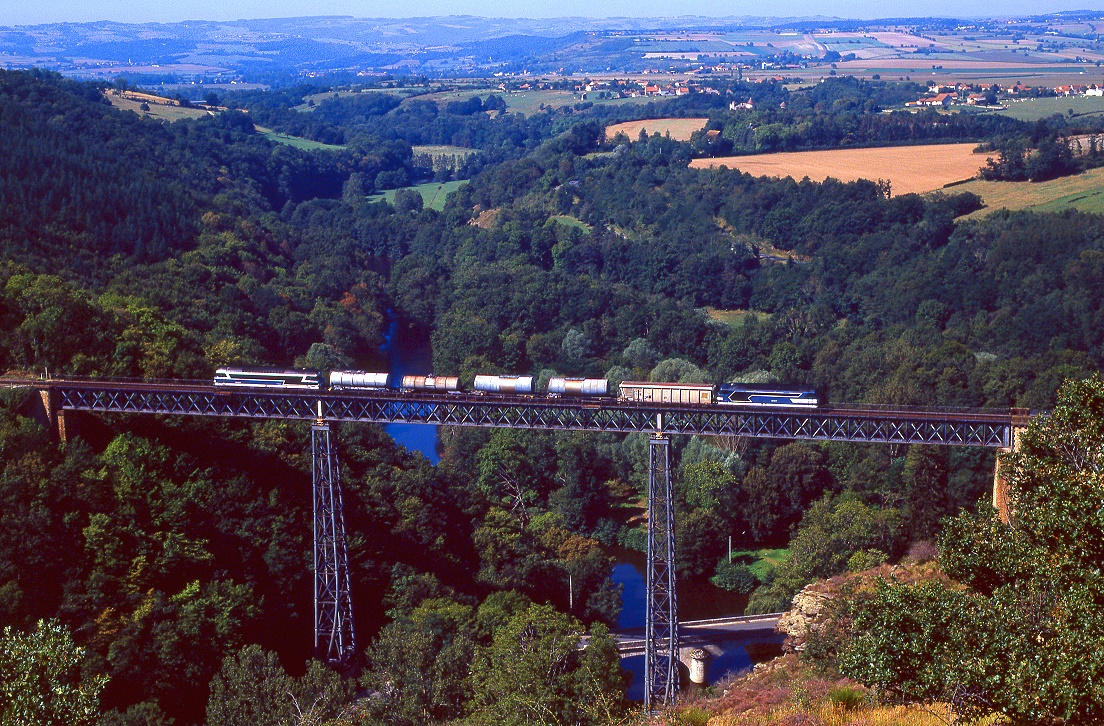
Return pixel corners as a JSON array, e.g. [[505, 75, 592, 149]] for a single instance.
[[3, 376, 1033, 710], [612, 612, 784, 658]]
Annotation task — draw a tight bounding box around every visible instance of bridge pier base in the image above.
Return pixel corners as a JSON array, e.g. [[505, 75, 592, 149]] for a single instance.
[[312, 422, 356, 664], [645, 433, 679, 711], [993, 415, 1029, 523], [29, 389, 74, 442]]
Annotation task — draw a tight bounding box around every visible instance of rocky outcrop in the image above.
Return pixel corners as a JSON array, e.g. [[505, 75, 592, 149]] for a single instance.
[[776, 585, 834, 653]]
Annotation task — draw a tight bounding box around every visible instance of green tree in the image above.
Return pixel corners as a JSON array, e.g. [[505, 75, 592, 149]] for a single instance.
[[747, 495, 901, 614], [842, 377, 1104, 723], [468, 604, 626, 726], [648, 358, 708, 383], [361, 598, 476, 725], [207, 644, 352, 726], [206, 644, 296, 726], [0, 620, 106, 726]]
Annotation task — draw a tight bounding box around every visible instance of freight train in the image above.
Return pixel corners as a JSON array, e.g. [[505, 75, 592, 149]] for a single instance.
[[213, 367, 819, 408]]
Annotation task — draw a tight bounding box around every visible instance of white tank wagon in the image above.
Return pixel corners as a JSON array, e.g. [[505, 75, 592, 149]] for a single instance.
[[329, 371, 390, 390], [401, 375, 460, 392], [547, 377, 609, 397], [473, 375, 534, 394]]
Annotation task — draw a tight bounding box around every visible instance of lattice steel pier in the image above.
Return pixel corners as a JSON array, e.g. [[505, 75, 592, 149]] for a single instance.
[[645, 432, 679, 711], [311, 423, 356, 663]]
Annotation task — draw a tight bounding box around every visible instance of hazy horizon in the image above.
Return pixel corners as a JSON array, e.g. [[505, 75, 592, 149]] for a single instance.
[[4, 1, 1104, 27]]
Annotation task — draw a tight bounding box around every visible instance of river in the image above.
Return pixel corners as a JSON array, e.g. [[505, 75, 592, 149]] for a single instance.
[[381, 322, 440, 464], [379, 329, 781, 694], [609, 546, 783, 698]]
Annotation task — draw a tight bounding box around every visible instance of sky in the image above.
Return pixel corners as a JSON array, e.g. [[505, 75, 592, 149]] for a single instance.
[[2, 0, 1103, 26]]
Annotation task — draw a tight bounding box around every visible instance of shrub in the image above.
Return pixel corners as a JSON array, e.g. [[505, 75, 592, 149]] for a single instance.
[[670, 706, 711, 726], [711, 559, 757, 594], [846, 549, 887, 572], [827, 684, 867, 710]]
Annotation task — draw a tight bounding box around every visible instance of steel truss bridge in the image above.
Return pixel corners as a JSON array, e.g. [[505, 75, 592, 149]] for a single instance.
[[8, 378, 1027, 712]]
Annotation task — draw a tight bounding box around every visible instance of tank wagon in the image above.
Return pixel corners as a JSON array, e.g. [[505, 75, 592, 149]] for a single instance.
[[401, 375, 460, 392], [329, 371, 389, 390], [547, 377, 609, 397], [474, 375, 534, 394]]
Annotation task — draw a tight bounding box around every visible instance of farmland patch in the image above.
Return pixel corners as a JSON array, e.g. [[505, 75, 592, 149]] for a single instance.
[[691, 144, 990, 195], [605, 117, 708, 142], [951, 166, 1104, 218]]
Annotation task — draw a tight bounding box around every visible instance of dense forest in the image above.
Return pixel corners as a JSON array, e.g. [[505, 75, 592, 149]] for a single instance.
[[2, 68, 1103, 724]]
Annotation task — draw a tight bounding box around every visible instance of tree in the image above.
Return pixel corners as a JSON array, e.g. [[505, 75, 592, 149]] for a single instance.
[[207, 645, 352, 726], [394, 188, 424, 214], [742, 443, 832, 542], [361, 598, 476, 725], [468, 604, 626, 726], [901, 445, 950, 540], [649, 358, 708, 384], [747, 495, 901, 613], [0, 620, 106, 726], [842, 377, 1104, 723], [206, 645, 296, 726]]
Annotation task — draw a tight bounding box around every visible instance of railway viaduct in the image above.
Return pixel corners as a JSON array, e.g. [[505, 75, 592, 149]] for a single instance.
[[7, 376, 1033, 710]]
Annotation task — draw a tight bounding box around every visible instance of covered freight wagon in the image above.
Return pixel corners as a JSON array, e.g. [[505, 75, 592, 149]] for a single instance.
[[618, 381, 714, 405]]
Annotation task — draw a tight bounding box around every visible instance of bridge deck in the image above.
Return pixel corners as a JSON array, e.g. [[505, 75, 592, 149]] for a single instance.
[[604, 613, 786, 657], [4, 378, 1020, 446]]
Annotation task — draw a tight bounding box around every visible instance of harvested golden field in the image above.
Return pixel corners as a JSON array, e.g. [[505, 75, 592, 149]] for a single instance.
[[952, 166, 1104, 218], [605, 117, 708, 142], [691, 144, 990, 195]]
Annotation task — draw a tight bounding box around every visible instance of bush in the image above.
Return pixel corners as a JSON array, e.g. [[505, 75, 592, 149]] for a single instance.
[[903, 540, 939, 564], [745, 582, 794, 614], [711, 559, 757, 594], [846, 549, 887, 572], [669, 706, 711, 726], [827, 685, 867, 710]]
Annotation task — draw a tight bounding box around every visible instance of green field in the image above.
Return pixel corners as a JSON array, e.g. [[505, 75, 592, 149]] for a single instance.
[[706, 308, 772, 328], [732, 548, 789, 582], [295, 87, 418, 112], [996, 95, 1104, 122], [509, 91, 655, 115], [548, 215, 591, 233], [951, 166, 1104, 218], [369, 180, 467, 211], [256, 128, 346, 151]]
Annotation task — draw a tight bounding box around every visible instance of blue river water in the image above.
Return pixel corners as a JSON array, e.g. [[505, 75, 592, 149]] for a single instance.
[[610, 547, 783, 698], [378, 328, 781, 696], [381, 322, 440, 464]]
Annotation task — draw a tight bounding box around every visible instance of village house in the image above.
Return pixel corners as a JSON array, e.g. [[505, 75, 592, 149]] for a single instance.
[[915, 93, 954, 107]]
